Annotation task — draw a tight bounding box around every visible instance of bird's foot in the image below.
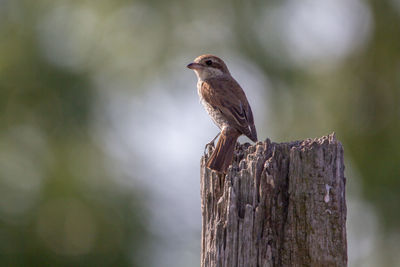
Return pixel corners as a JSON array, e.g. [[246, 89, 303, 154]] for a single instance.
[[204, 133, 220, 156], [204, 141, 215, 156]]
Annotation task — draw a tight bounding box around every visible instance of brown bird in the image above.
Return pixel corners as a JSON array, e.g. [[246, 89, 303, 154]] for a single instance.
[[187, 54, 257, 173]]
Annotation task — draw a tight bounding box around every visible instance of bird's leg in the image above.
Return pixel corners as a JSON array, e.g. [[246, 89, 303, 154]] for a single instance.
[[204, 132, 221, 155]]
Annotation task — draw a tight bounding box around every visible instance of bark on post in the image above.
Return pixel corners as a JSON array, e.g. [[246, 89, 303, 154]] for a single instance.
[[200, 133, 347, 267]]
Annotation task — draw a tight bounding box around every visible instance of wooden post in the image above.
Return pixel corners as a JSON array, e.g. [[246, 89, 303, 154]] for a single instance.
[[200, 133, 347, 267]]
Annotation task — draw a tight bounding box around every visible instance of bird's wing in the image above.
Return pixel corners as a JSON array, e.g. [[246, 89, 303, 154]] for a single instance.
[[201, 77, 257, 141]]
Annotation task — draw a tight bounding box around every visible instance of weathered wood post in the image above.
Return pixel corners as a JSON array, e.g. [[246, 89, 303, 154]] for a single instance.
[[200, 133, 347, 267]]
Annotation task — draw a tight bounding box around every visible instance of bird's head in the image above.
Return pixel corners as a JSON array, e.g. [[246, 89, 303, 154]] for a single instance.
[[187, 54, 230, 80]]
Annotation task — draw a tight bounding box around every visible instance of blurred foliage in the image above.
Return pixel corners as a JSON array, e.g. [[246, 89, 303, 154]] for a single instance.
[[0, 0, 148, 266], [0, 0, 399, 266], [339, 0, 400, 230]]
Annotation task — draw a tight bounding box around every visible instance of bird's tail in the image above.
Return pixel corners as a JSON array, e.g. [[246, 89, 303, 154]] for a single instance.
[[207, 129, 240, 174]]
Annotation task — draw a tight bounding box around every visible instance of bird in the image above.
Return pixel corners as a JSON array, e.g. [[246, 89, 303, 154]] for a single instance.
[[187, 54, 257, 173]]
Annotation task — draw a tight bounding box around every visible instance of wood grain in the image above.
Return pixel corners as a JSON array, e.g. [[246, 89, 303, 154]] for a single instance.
[[200, 133, 347, 267]]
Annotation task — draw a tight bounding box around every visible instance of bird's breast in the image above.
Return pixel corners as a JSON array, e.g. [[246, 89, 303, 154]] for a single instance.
[[197, 81, 229, 129]]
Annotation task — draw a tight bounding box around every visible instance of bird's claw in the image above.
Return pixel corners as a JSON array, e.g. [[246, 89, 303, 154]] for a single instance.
[[204, 141, 215, 156], [204, 133, 220, 156]]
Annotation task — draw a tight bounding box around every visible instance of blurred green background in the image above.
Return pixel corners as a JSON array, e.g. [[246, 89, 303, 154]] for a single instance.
[[0, 0, 399, 266]]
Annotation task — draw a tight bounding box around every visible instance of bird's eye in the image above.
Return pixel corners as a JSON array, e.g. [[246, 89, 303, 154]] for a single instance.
[[205, 60, 212, 66]]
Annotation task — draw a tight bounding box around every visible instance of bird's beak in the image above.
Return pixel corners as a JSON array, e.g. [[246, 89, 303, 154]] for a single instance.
[[187, 62, 202, 70]]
